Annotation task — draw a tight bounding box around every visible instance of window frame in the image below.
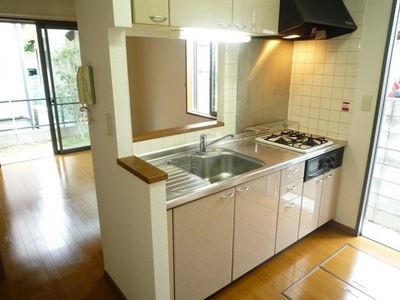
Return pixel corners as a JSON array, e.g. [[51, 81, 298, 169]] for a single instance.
[[186, 40, 218, 119]]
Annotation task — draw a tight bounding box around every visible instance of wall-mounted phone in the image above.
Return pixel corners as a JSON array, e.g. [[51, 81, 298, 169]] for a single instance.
[[77, 66, 96, 105]]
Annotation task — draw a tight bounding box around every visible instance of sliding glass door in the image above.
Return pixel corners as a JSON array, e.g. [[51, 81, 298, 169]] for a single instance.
[[0, 20, 90, 165], [39, 24, 90, 153], [359, 1, 400, 251]]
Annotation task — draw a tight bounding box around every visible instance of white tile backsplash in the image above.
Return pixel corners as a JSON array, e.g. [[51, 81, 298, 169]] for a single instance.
[[288, 2, 366, 139]]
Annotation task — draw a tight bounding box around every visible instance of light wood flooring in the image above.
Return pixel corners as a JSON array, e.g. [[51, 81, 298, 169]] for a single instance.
[[209, 224, 400, 300], [1, 150, 400, 299], [0, 151, 122, 299]]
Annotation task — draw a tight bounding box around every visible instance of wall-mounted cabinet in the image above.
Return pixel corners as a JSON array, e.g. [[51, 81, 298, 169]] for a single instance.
[[169, 0, 279, 34], [169, 0, 231, 30], [132, 0, 169, 25], [232, 0, 279, 34]]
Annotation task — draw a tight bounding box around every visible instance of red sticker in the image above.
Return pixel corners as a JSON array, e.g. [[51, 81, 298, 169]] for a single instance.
[[342, 101, 350, 112]]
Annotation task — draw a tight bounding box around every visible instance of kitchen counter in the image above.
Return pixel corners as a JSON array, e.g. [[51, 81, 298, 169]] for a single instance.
[[118, 137, 348, 209]]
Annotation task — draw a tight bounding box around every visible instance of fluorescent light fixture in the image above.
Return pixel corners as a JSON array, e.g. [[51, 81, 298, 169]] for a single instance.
[[170, 29, 251, 43], [282, 34, 300, 39]]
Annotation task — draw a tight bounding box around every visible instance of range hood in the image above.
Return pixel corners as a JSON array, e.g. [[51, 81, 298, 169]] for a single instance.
[[278, 0, 357, 40]]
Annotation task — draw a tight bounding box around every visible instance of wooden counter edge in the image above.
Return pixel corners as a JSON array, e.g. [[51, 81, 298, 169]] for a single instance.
[[117, 155, 167, 184]]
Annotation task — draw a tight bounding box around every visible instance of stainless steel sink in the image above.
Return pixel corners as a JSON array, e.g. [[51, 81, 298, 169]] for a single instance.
[[189, 149, 266, 183], [148, 148, 266, 193]]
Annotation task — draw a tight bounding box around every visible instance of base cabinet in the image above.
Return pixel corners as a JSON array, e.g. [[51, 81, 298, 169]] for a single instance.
[[232, 172, 279, 280], [275, 163, 304, 253], [169, 161, 342, 298], [275, 197, 302, 253], [167, 210, 174, 300], [318, 167, 342, 226], [173, 188, 235, 300], [299, 167, 342, 238], [298, 174, 323, 239]]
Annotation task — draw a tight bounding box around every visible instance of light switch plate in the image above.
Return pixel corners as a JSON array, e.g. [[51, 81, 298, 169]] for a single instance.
[[105, 113, 113, 137], [361, 96, 372, 111]]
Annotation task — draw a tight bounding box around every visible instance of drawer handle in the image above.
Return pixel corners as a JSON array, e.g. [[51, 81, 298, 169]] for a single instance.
[[221, 192, 235, 199], [352, 280, 366, 289], [316, 179, 324, 183], [234, 23, 247, 30], [218, 22, 231, 29], [287, 185, 297, 191], [237, 186, 250, 192], [325, 174, 333, 179], [285, 202, 295, 209], [344, 288, 360, 298], [149, 15, 168, 22], [288, 167, 298, 172]]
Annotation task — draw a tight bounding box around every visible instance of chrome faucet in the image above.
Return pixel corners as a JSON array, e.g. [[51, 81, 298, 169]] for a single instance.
[[199, 133, 234, 155]]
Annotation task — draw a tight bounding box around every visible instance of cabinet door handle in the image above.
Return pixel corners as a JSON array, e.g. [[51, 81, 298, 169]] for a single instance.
[[285, 202, 295, 209], [325, 174, 333, 179], [237, 186, 250, 192], [344, 288, 360, 298], [316, 179, 324, 183], [287, 185, 297, 191], [221, 192, 235, 199], [149, 16, 168, 22], [288, 167, 298, 172], [352, 280, 366, 289], [218, 22, 231, 29], [234, 23, 247, 30]]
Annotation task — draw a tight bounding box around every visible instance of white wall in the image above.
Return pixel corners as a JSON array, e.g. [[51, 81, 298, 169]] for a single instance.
[[336, 0, 393, 229], [288, 0, 393, 229], [75, 0, 170, 299], [0, 0, 76, 21]]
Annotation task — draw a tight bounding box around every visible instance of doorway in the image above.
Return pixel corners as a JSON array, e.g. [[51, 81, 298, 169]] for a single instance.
[[0, 20, 90, 165], [360, 0, 400, 251]]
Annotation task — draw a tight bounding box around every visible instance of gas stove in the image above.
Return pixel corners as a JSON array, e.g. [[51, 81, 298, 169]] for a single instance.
[[255, 130, 333, 153]]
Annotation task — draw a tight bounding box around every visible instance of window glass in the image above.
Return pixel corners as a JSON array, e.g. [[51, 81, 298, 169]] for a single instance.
[[187, 41, 218, 118]]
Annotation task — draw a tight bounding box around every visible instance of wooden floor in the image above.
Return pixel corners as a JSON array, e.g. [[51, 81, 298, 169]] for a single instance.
[[209, 225, 400, 300], [1, 151, 400, 299], [0, 151, 122, 299]]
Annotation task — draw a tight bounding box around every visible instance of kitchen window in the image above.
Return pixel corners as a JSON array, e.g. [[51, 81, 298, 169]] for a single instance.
[[186, 41, 218, 118]]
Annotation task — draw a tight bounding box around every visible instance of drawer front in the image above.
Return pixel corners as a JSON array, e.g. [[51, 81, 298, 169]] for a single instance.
[[280, 179, 303, 205], [280, 162, 304, 186], [275, 197, 301, 253]]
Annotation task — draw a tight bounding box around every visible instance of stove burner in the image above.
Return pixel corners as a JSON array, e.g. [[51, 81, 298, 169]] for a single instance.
[[275, 136, 293, 145], [302, 137, 319, 147], [256, 130, 333, 153]]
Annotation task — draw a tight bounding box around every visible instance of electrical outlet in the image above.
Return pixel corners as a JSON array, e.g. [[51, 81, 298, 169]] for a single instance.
[[361, 96, 372, 111]]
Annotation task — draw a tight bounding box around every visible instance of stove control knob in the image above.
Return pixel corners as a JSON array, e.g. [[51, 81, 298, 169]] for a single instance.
[[325, 156, 335, 169]]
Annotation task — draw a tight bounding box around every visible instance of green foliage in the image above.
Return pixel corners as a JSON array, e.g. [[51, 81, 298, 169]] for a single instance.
[[24, 41, 35, 52], [52, 46, 81, 105], [51, 43, 87, 142]]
